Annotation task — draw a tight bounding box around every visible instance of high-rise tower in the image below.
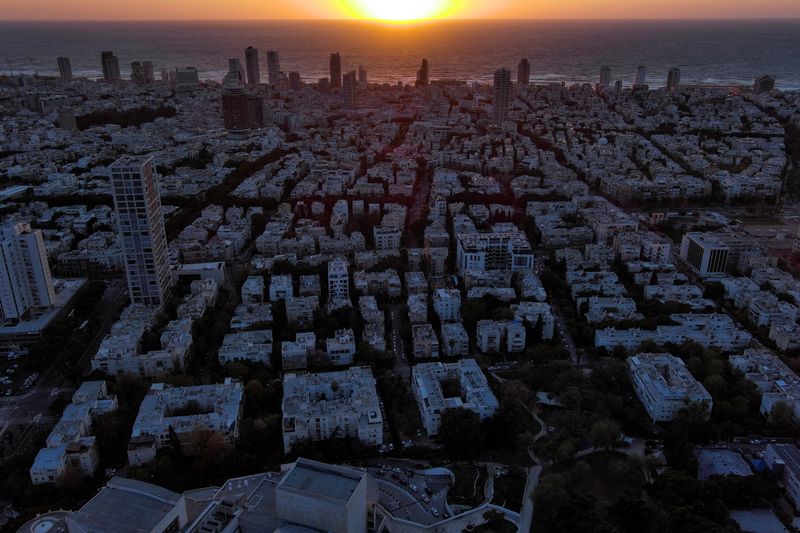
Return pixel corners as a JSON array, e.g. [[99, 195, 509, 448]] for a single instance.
[[492, 68, 513, 124], [667, 68, 681, 92], [101, 51, 121, 81], [245, 46, 261, 86], [110, 156, 172, 307], [517, 59, 531, 86], [416, 59, 430, 87], [0, 222, 56, 320], [57, 57, 72, 81], [330, 52, 342, 88], [267, 51, 281, 86]]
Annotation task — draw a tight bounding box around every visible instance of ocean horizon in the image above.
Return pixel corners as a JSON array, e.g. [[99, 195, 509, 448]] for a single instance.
[[1, 19, 799, 88]]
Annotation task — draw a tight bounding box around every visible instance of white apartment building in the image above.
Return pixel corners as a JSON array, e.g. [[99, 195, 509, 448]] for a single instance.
[[328, 256, 351, 310], [596, 313, 752, 353], [440, 322, 469, 357], [765, 444, 800, 512], [511, 301, 555, 340], [30, 381, 117, 485], [456, 231, 534, 275], [0, 222, 56, 320], [412, 359, 499, 436], [730, 348, 800, 421], [282, 332, 316, 371], [476, 319, 526, 353], [127, 379, 243, 466], [285, 296, 319, 327], [407, 293, 428, 324], [433, 288, 461, 322], [218, 330, 272, 365], [282, 367, 383, 452], [326, 328, 357, 366], [374, 225, 402, 251], [111, 155, 172, 307], [241, 275, 265, 304], [412, 323, 440, 359], [680, 232, 729, 278], [269, 274, 294, 302], [628, 353, 713, 422]]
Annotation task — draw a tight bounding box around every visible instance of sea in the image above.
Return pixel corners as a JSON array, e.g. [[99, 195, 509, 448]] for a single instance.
[[1, 19, 800, 88]]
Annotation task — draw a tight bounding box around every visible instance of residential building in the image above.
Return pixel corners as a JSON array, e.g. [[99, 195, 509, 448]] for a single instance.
[[517, 58, 531, 86], [110, 155, 172, 307], [412, 359, 499, 436], [100, 50, 120, 81], [57, 57, 72, 80], [282, 332, 316, 371], [492, 68, 512, 124], [0, 222, 56, 320], [282, 367, 382, 452], [680, 232, 729, 277], [218, 330, 272, 365], [432, 288, 461, 322], [412, 323, 439, 359], [330, 52, 342, 88], [328, 256, 351, 310], [244, 46, 260, 86], [267, 51, 281, 85], [127, 380, 244, 466], [326, 328, 357, 365], [628, 353, 713, 422]]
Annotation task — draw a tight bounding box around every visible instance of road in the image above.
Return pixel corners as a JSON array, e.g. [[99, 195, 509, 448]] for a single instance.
[[388, 304, 411, 379], [535, 256, 582, 366], [0, 278, 127, 459]]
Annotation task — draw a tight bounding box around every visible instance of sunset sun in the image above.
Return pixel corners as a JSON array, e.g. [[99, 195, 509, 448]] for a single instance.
[[340, 0, 457, 22]]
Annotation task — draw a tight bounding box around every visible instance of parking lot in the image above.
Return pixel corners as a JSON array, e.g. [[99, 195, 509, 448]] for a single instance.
[[368, 461, 453, 525]]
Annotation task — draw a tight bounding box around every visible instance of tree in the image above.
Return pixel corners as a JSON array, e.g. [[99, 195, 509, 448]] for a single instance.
[[589, 419, 620, 450], [439, 408, 484, 455]]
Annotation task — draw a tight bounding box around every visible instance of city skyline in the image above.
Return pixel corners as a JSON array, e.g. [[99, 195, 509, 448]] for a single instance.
[[2, 0, 800, 21]]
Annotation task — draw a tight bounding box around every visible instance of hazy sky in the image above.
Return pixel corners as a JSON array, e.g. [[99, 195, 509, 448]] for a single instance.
[[2, 0, 800, 21]]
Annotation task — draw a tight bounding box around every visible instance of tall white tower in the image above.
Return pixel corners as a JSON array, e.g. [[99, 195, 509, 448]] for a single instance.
[[110, 155, 172, 307], [0, 222, 56, 320]]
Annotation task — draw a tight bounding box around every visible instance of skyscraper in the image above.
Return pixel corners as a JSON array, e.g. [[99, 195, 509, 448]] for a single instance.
[[416, 59, 430, 86], [289, 72, 302, 90], [342, 70, 357, 107], [517, 58, 531, 86], [101, 51, 121, 81], [358, 65, 367, 85], [175, 67, 199, 91], [330, 52, 342, 88], [131, 61, 144, 84], [267, 51, 281, 86], [228, 58, 246, 85], [57, 57, 72, 81], [110, 156, 172, 307], [142, 61, 155, 83], [599, 65, 612, 87], [492, 68, 513, 124], [245, 46, 260, 87], [0, 222, 56, 320], [634, 66, 647, 88], [667, 68, 681, 92], [222, 71, 250, 131]]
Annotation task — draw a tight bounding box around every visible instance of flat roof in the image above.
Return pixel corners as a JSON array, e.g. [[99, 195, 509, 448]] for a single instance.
[[278, 458, 362, 503], [68, 477, 181, 533]]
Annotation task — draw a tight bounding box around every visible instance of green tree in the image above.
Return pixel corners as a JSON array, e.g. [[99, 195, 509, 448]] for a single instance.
[[439, 408, 484, 455]]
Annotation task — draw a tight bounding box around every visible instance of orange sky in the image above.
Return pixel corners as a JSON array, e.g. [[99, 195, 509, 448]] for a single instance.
[[2, 0, 800, 20]]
